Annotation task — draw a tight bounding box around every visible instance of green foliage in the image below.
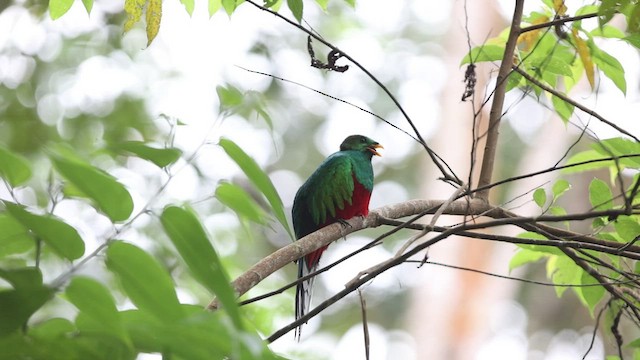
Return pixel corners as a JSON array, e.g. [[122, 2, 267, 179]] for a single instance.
[[3, 202, 85, 260], [0, 214, 33, 257], [589, 178, 614, 210], [219, 138, 294, 238], [111, 141, 182, 168], [50, 149, 134, 222], [287, 0, 304, 22], [0, 146, 32, 187], [160, 206, 243, 328], [217, 84, 274, 129], [460, 44, 505, 66], [0, 267, 53, 337], [533, 188, 546, 208], [49, 0, 75, 19], [461, 0, 640, 124], [215, 181, 268, 224]]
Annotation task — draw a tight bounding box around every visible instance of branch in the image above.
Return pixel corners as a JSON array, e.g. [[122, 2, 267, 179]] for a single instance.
[[242, 0, 461, 185], [207, 198, 640, 310], [207, 199, 490, 309], [520, 13, 598, 34], [476, 0, 525, 200]]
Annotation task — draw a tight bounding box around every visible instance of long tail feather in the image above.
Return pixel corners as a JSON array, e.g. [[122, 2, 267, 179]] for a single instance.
[[295, 249, 324, 340]]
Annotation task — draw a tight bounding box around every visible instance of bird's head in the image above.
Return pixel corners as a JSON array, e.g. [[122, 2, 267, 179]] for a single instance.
[[340, 135, 383, 157]]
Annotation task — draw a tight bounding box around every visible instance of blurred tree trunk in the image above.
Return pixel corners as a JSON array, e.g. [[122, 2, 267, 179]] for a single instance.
[[407, 1, 507, 358]]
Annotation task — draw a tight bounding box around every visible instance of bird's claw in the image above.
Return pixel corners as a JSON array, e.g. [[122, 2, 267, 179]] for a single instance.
[[337, 219, 352, 240], [337, 219, 352, 228]]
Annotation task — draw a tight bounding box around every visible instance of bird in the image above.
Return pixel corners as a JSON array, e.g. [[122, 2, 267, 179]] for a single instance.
[[291, 134, 382, 339]]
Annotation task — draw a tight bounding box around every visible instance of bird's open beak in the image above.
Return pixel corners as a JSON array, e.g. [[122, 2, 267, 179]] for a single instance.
[[368, 143, 383, 157]]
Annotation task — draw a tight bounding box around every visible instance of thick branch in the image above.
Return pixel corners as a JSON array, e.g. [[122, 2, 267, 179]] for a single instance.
[[207, 199, 489, 309], [476, 0, 525, 200], [207, 198, 639, 310]]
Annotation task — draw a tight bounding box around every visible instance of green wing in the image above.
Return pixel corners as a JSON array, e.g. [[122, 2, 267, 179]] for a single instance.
[[301, 153, 355, 227]]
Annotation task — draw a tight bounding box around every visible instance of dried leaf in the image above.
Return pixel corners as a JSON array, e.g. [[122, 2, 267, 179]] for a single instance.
[[572, 28, 595, 90]]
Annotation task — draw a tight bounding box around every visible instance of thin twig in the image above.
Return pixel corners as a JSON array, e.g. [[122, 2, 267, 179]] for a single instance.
[[513, 65, 640, 142], [243, 0, 461, 185], [358, 289, 370, 360], [521, 12, 598, 34]]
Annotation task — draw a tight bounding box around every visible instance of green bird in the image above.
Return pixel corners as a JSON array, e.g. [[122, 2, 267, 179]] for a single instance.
[[292, 134, 382, 338]]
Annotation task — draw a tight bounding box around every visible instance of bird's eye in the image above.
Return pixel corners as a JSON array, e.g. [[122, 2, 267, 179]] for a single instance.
[[360, 136, 366, 143]]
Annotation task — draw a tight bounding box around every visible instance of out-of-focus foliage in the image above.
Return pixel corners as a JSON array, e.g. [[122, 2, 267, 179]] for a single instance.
[[1, 0, 640, 358]]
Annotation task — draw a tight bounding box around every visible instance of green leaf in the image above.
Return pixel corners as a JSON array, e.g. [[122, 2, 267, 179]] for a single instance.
[[0, 146, 32, 187], [529, 55, 573, 76], [65, 276, 129, 343], [219, 138, 293, 238], [208, 0, 221, 16], [549, 205, 569, 229], [146, 0, 162, 46], [551, 94, 574, 123], [3, 202, 85, 260], [215, 182, 266, 224], [460, 44, 505, 65], [180, 0, 194, 15], [81, 0, 93, 13], [29, 317, 75, 338], [160, 206, 243, 329], [533, 188, 546, 208], [516, 232, 564, 256], [221, 0, 237, 15], [0, 214, 33, 258], [344, 0, 355, 7], [50, 151, 133, 222], [552, 179, 571, 200], [49, 0, 75, 19], [593, 138, 640, 168], [124, 0, 146, 32], [120, 308, 282, 360], [575, 271, 605, 317], [598, 0, 618, 28], [589, 178, 614, 210], [614, 215, 640, 242], [0, 267, 43, 290], [590, 24, 625, 39], [287, 0, 303, 22], [113, 141, 182, 168], [624, 34, 640, 48], [590, 44, 626, 94], [563, 149, 612, 173], [314, 0, 328, 10], [547, 254, 581, 297], [217, 85, 243, 110], [0, 285, 53, 336], [628, 3, 640, 33], [509, 248, 547, 272], [106, 241, 183, 323]]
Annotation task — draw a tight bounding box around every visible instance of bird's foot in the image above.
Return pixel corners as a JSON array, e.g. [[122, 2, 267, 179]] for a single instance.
[[337, 219, 352, 240]]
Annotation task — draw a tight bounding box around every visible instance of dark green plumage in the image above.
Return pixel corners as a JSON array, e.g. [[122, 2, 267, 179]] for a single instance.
[[292, 134, 382, 339]]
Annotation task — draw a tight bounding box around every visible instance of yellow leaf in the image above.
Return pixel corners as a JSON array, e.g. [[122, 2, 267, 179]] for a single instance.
[[519, 15, 549, 52], [124, 0, 146, 33], [146, 0, 162, 46], [571, 28, 594, 90], [553, 0, 567, 16]]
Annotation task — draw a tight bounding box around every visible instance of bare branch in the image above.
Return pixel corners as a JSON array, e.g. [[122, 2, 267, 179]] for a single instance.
[[476, 0, 525, 200]]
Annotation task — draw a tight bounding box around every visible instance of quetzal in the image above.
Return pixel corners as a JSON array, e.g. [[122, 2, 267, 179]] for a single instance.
[[292, 134, 382, 338]]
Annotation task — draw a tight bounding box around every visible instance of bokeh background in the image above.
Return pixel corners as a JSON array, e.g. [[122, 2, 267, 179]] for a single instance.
[[1, 0, 639, 358]]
